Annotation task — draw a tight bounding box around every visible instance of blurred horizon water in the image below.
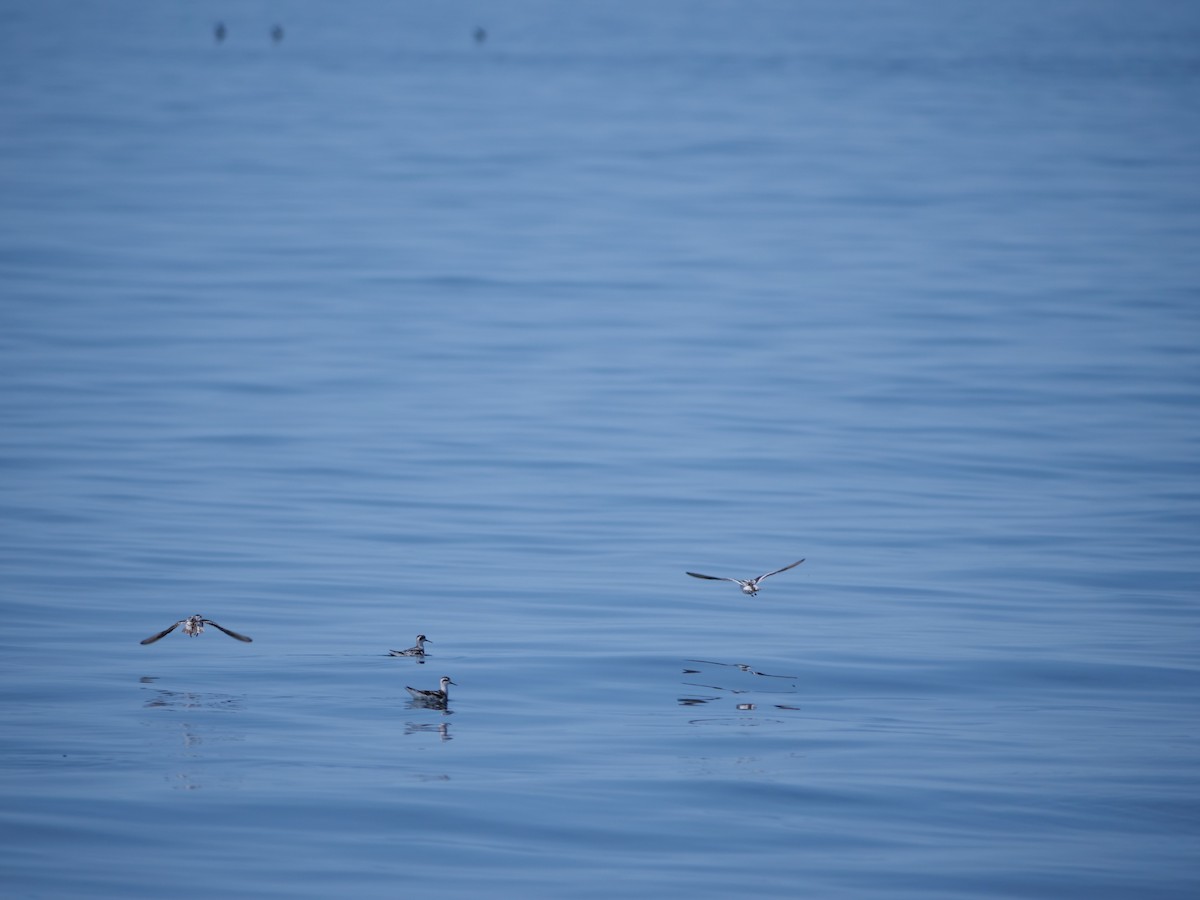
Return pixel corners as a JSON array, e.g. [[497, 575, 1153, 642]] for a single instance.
[[2, 1, 1199, 897]]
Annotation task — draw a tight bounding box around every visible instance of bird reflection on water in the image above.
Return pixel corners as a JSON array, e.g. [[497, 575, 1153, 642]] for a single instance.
[[678, 659, 800, 713], [405, 722, 452, 741]]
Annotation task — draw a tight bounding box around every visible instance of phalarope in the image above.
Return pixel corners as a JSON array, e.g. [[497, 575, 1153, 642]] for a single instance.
[[389, 634, 431, 657], [686, 559, 805, 596], [406, 676, 456, 706], [140, 614, 253, 645]]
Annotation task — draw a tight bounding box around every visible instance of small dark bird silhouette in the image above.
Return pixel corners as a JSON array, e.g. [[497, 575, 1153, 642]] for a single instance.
[[271, 24, 284, 44], [214, 22, 226, 44], [473, 26, 487, 44]]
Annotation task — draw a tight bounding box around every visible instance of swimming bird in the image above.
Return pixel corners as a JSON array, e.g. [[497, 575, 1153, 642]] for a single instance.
[[406, 676, 456, 706], [685, 559, 805, 596], [140, 614, 253, 645], [389, 634, 431, 657]]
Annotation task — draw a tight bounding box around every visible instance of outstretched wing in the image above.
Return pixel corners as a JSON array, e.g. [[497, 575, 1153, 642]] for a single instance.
[[758, 559, 806, 581], [686, 572, 739, 583], [204, 620, 253, 642], [140, 620, 184, 645]]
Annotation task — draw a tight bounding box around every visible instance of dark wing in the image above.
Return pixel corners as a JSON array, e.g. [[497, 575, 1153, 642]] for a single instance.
[[758, 559, 806, 581], [204, 620, 253, 642], [686, 572, 739, 583], [140, 620, 184, 645]]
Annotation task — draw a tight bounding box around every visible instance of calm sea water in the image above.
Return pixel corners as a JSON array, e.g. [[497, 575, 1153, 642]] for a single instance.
[[2, 1, 1199, 897]]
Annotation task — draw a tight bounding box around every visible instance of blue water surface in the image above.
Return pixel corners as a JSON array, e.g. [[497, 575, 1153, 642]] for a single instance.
[[2, 1, 1199, 897]]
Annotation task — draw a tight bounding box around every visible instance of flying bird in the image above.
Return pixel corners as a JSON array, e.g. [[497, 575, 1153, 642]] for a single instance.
[[140, 614, 253, 645], [686, 559, 805, 596]]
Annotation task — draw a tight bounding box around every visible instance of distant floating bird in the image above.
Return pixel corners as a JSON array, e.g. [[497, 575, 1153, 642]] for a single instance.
[[686, 559, 805, 596], [214, 22, 226, 43], [406, 676, 456, 707], [473, 26, 487, 44], [140, 614, 253, 645], [389, 634, 431, 657], [271, 24, 284, 44]]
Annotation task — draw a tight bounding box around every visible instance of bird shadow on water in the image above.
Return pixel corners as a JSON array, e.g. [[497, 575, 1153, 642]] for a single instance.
[[679, 659, 803, 719]]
